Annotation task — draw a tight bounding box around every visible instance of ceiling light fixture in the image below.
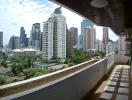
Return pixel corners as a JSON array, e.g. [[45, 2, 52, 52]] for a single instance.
[[90, 0, 108, 8]]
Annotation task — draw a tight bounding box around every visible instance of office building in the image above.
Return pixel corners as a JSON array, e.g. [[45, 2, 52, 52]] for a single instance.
[[0, 32, 3, 48], [96, 40, 104, 51], [66, 31, 73, 58], [83, 27, 96, 51], [81, 19, 94, 34], [69, 27, 78, 47], [8, 36, 20, 50], [20, 27, 27, 47], [80, 19, 94, 49], [31, 23, 41, 50], [102, 27, 109, 52]]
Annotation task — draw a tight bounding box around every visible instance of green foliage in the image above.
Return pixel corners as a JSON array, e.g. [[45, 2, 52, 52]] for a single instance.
[[23, 67, 49, 79], [127, 58, 132, 66], [0, 59, 7, 67], [94, 51, 106, 58], [48, 68, 57, 73], [70, 49, 89, 64], [57, 59, 65, 64], [0, 59, 2, 65], [36, 54, 42, 61], [11, 57, 33, 75], [64, 58, 71, 64], [68, 63, 74, 66], [0, 75, 7, 85]]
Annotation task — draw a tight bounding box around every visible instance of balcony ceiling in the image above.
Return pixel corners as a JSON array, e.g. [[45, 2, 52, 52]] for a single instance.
[[50, 0, 132, 35]]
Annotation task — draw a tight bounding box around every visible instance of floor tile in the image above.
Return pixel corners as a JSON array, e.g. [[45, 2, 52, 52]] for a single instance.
[[107, 81, 117, 86], [120, 82, 129, 87], [115, 94, 128, 100], [104, 86, 115, 92], [118, 87, 129, 94], [99, 92, 113, 100]]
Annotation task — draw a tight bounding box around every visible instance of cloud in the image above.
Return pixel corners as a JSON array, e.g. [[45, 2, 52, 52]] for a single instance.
[[95, 25, 103, 41], [62, 7, 83, 34], [0, 0, 57, 45], [0, 0, 118, 45], [108, 29, 119, 41]]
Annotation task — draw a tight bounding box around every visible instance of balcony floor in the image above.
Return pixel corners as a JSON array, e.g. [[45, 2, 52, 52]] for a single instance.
[[83, 65, 132, 100]]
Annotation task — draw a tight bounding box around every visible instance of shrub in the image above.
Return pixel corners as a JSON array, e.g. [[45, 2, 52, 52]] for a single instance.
[[23, 67, 49, 79]]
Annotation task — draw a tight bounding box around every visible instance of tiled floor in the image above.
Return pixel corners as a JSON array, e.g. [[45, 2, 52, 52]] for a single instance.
[[83, 65, 131, 100], [99, 65, 130, 100]]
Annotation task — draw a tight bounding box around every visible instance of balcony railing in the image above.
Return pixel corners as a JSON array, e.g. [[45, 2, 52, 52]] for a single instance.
[[106, 52, 115, 74], [0, 53, 129, 100]]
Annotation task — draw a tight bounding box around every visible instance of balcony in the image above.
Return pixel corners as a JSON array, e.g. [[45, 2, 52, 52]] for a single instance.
[[0, 52, 131, 100]]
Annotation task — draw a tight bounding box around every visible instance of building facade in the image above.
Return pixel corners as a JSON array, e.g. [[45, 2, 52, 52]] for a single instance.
[[118, 35, 126, 55], [0, 32, 3, 49], [20, 27, 27, 47], [102, 27, 109, 52], [96, 40, 104, 52], [106, 41, 116, 54], [31, 23, 41, 50], [42, 21, 54, 60], [8, 36, 20, 50], [12, 48, 36, 58], [83, 27, 96, 52], [66, 32, 73, 58], [42, 7, 66, 60], [80, 19, 94, 49], [69, 27, 78, 47]]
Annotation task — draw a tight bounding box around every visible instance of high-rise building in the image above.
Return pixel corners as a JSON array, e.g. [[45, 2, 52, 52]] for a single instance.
[[78, 34, 83, 49], [31, 23, 41, 50], [106, 41, 116, 54], [54, 7, 62, 14], [51, 14, 66, 59], [81, 19, 94, 34], [8, 36, 20, 50], [69, 27, 78, 47], [0, 32, 3, 48], [83, 27, 96, 51], [118, 35, 126, 55], [96, 40, 104, 51], [66, 31, 73, 58], [102, 27, 109, 52], [42, 7, 66, 60], [40, 32, 43, 51], [80, 19, 94, 49], [42, 21, 54, 60], [25, 38, 28, 47], [20, 27, 27, 47]]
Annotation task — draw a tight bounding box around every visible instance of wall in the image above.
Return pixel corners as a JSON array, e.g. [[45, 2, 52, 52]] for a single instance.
[[1, 59, 106, 100], [115, 54, 130, 64]]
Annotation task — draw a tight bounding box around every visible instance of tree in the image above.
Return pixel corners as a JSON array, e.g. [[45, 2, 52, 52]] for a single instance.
[[0, 75, 7, 85], [36, 54, 42, 61], [1, 59, 7, 68], [11, 57, 33, 75], [94, 51, 106, 58], [70, 49, 89, 64]]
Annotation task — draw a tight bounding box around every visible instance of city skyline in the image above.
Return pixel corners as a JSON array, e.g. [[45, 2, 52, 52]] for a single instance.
[[0, 0, 118, 45]]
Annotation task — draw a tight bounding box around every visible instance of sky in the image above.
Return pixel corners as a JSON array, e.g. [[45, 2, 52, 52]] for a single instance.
[[0, 0, 119, 45]]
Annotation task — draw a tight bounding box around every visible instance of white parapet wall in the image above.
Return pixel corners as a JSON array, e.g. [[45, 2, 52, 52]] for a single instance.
[[0, 59, 107, 100], [115, 54, 130, 64]]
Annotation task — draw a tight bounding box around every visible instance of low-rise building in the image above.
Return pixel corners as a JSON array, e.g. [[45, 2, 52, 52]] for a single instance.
[[11, 48, 36, 58]]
